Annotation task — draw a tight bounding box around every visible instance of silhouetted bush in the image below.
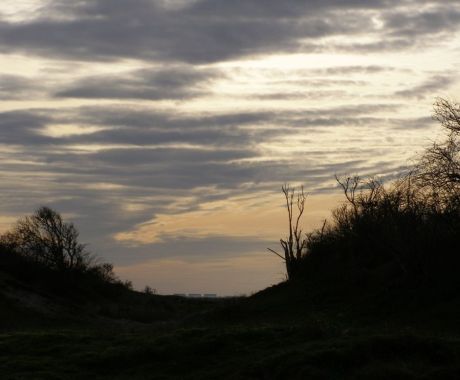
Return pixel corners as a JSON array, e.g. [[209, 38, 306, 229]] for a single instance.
[[1, 206, 93, 271], [286, 99, 460, 293], [301, 175, 460, 288], [0, 207, 131, 293]]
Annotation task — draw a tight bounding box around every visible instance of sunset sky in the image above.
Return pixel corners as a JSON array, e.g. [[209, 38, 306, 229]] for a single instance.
[[1, 0, 460, 295]]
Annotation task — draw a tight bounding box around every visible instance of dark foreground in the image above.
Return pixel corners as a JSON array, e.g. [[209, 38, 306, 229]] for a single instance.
[[2, 279, 460, 380], [3, 324, 460, 379]]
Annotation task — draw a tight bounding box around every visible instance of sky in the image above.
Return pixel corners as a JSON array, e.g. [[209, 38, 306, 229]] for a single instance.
[[1, 0, 460, 295]]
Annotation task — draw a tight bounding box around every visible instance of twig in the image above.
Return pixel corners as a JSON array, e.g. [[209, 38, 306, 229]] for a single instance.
[[266, 248, 286, 261]]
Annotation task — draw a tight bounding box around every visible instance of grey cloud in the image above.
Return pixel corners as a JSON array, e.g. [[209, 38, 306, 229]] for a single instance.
[[331, 37, 416, 53], [94, 236, 276, 266], [388, 117, 434, 130], [56, 66, 222, 100], [0, 101, 432, 269], [0, 103, 400, 148], [271, 79, 367, 87], [91, 147, 254, 166], [254, 90, 348, 101], [0, 0, 435, 64], [78, 103, 398, 127], [0, 75, 47, 100], [7, 142, 395, 192], [0, 110, 53, 145], [2, 0, 459, 285], [394, 75, 455, 99], [317, 65, 397, 75], [75, 107, 277, 129], [188, 0, 388, 18], [0, 107, 273, 148], [56, 103, 402, 148], [384, 6, 460, 38], [227, 65, 399, 80]]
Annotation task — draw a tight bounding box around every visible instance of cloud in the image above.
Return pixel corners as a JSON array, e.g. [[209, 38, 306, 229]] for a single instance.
[[0, 102, 412, 211], [0, 110, 53, 145], [1, 0, 457, 64], [1, 0, 459, 295], [384, 6, 460, 38], [114, 192, 342, 245], [0, 74, 46, 100], [0, 103, 401, 151], [394, 74, 455, 99], [56, 65, 223, 100], [314, 65, 399, 75], [0, 100, 435, 276]]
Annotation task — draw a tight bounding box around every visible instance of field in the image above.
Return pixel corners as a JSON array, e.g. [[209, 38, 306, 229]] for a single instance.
[[2, 280, 460, 379]]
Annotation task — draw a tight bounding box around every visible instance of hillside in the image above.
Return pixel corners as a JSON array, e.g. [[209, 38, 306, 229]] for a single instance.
[[0, 248, 220, 331], [2, 255, 460, 379]]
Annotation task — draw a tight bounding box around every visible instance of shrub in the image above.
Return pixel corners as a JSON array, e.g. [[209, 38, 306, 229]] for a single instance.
[[278, 99, 460, 290]]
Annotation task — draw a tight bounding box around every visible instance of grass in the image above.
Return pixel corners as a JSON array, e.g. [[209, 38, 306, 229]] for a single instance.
[[2, 270, 460, 379], [2, 277, 460, 379], [2, 246, 460, 379], [1, 322, 460, 379]]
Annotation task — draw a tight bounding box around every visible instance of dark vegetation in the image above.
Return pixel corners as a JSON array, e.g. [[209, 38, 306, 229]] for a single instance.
[[0, 207, 219, 329], [271, 98, 460, 300], [0, 205, 126, 291], [1, 99, 460, 378]]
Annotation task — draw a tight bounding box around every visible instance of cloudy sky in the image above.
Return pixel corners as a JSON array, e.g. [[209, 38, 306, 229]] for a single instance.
[[1, 0, 460, 295]]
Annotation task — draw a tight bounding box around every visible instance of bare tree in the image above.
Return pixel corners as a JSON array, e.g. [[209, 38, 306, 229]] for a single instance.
[[268, 184, 308, 280], [335, 175, 384, 216], [5, 206, 91, 271], [415, 98, 460, 198], [433, 97, 460, 134], [335, 175, 360, 217]]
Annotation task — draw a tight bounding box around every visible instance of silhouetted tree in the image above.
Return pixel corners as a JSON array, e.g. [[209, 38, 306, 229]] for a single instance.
[[268, 184, 307, 280], [3, 206, 92, 271], [267, 98, 460, 291], [416, 98, 460, 200]]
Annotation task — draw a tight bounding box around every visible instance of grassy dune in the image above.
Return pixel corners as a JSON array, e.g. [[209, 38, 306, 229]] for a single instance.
[[2, 276, 460, 379]]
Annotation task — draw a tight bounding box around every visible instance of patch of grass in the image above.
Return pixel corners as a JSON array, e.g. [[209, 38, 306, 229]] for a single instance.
[[1, 324, 460, 379]]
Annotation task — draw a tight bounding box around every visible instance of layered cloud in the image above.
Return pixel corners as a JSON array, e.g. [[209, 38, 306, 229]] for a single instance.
[[1, 0, 460, 294], [0, 1, 459, 63], [55, 66, 222, 100]]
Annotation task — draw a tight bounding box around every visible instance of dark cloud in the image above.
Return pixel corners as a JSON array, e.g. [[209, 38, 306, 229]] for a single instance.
[[0, 104, 417, 272], [0, 103, 401, 153], [93, 236, 276, 266], [0, 1, 312, 63], [56, 66, 222, 100], [74, 106, 277, 130], [388, 117, 434, 130], [315, 65, 398, 75], [1, 0, 455, 64], [329, 38, 418, 53], [384, 6, 460, 38], [1, 0, 458, 291], [0, 105, 406, 186], [0, 74, 46, 100], [394, 74, 455, 99], [254, 90, 348, 101], [0, 110, 53, 144]]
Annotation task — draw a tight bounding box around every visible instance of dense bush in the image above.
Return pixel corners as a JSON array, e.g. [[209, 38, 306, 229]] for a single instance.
[[291, 99, 460, 291], [301, 176, 460, 287], [0, 207, 126, 291]]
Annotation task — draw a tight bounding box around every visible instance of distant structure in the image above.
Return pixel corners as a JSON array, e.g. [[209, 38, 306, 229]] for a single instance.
[[172, 293, 218, 298]]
